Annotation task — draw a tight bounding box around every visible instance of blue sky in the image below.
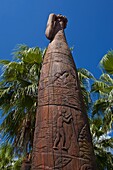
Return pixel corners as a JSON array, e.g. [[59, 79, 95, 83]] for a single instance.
[[0, 0, 113, 78]]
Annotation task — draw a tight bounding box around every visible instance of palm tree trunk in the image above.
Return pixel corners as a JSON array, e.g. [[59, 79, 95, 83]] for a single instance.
[[21, 153, 31, 170]]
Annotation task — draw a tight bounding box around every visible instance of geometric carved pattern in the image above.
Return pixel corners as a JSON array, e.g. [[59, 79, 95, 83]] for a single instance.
[[31, 14, 96, 170], [78, 125, 94, 170]]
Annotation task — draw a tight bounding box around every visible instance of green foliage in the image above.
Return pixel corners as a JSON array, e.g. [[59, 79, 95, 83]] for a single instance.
[[0, 143, 14, 170], [0, 142, 24, 170], [78, 52, 113, 169], [0, 45, 43, 154], [0, 45, 113, 169], [90, 114, 113, 170], [78, 68, 95, 110], [91, 74, 113, 132], [12, 157, 22, 170], [91, 50, 113, 169], [100, 51, 113, 74]]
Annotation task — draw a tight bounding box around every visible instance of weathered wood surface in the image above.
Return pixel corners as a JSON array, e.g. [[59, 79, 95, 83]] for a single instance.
[[32, 14, 96, 170]]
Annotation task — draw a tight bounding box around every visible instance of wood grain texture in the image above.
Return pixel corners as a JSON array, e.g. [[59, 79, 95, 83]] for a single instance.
[[31, 14, 96, 170]]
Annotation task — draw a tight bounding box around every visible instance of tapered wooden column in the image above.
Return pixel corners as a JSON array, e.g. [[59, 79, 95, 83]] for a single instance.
[[32, 14, 96, 170]]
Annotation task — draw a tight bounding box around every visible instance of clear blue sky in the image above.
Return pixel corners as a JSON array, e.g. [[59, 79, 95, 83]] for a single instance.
[[0, 0, 113, 78], [0, 0, 113, 142]]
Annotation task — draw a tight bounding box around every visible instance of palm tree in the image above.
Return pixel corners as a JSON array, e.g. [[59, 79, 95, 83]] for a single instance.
[[100, 50, 113, 74], [0, 45, 43, 155], [91, 51, 113, 132], [78, 66, 113, 169], [91, 50, 113, 169], [78, 68, 95, 110], [90, 116, 113, 170], [0, 45, 113, 169]]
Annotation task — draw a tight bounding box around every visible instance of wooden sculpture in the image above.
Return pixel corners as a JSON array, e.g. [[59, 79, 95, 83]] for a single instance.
[[31, 14, 96, 170]]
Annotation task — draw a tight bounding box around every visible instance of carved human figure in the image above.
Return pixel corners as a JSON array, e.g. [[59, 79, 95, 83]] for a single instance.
[[31, 13, 96, 170], [53, 109, 73, 150]]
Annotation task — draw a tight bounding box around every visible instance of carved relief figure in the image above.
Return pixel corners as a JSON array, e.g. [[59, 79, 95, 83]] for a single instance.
[[53, 70, 77, 87], [54, 71, 69, 86], [53, 109, 73, 150], [31, 13, 96, 170]]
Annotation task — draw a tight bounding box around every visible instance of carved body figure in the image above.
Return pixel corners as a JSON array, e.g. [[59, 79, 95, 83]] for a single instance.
[[53, 109, 72, 150], [31, 14, 96, 170]]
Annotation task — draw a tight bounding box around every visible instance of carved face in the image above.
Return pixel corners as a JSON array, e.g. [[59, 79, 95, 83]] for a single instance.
[[45, 13, 68, 41]]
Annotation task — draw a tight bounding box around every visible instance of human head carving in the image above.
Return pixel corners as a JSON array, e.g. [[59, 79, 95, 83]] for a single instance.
[[45, 13, 68, 41]]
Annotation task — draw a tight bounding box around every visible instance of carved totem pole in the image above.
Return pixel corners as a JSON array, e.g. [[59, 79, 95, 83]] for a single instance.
[[32, 14, 96, 170]]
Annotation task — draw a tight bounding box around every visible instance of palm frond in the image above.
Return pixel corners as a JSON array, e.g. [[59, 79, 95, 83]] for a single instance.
[[91, 81, 113, 93], [0, 44, 43, 154], [78, 68, 95, 80], [0, 60, 10, 65], [100, 73, 113, 85], [100, 50, 113, 74], [92, 99, 108, 115]]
